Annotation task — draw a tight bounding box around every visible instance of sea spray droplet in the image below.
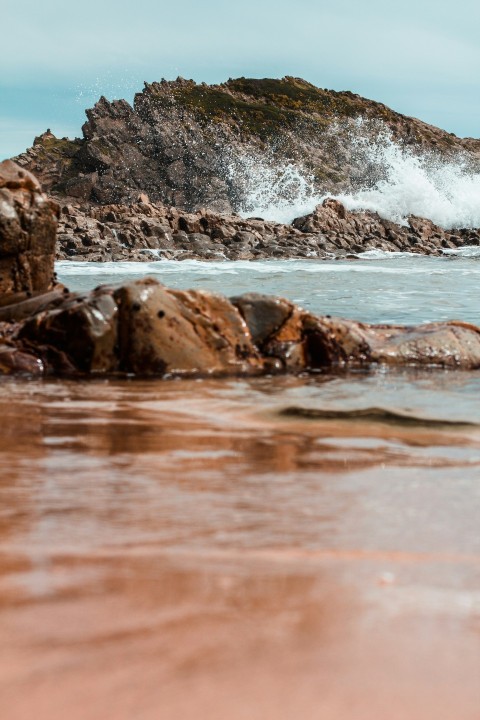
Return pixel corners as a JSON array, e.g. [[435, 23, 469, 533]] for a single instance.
[[221, 144, 318, 225]]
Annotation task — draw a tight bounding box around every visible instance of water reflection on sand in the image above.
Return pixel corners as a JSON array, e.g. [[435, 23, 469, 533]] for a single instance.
[[1, 372, 479, 719]]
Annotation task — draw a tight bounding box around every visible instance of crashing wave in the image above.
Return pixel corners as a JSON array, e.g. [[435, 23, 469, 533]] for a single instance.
[[227, 120, 480, 229]]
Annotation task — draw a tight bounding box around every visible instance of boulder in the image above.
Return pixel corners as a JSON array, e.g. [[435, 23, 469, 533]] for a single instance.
[[19, 286, 119, 373], [17, 278, 264, 376], [114, 278, 262, 376], [0, 160, 59, 306], [299, 316, 480, 370]]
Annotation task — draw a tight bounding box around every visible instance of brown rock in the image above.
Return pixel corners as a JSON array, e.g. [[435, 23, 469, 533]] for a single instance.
[[0, 160, 59, 305], [114, 278, 262, 376], [0, 344, 44, 376], [64, 173, 98, 200], [0, 288, 66, 323], [322, 198, 347, 219], [0, 161, 41, 191], [300, 316, 480, 370], [4, 277, 480, 378], [369, 321, 480, 368], [19, 287, 118, 373], [231, 293, 294, 346]]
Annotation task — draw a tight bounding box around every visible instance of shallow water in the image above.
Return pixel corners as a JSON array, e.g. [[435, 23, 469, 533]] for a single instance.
[[1, 371, 480, 719], [1, 259, 480, 719], [58, 253, 480, 325]]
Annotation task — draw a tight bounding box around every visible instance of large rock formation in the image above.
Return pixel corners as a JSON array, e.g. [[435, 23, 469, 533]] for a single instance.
[[14, 77, 480, 212], [10, 77, 480, 261], [0, 160, 59, 305]]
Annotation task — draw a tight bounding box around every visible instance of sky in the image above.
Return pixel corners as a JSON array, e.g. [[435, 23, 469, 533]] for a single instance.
[[1, 0, 480, 159]]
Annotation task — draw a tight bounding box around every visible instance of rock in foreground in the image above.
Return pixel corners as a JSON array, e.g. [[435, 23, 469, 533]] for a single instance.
[[0, 160, 59, 303], [2, 161, 480, 378], [2, 278, 480, 377]]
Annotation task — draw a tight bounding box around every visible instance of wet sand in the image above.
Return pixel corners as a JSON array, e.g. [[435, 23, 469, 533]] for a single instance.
[[1, 373, 479, 719]]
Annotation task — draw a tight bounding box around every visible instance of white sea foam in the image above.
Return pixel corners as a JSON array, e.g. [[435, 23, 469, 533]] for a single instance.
[[231, 122, 480, 229], [356, 249, 422, 260], [335, 129, 480, 229], [441, 245, 480, 257], [223, 148, 318, 225]]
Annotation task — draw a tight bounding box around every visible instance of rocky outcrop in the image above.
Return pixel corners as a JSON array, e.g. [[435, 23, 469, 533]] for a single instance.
[[55, 196, 328, 261], [7, 278, 265, 376], [10, 77, 480, 261], [291, 198, 479, 254], [0, 160, 59, 305], [14, 77, 480, 212], [53, 196, 479, 262], [0, 155, 476, 265], [3, 277, 480, 377]]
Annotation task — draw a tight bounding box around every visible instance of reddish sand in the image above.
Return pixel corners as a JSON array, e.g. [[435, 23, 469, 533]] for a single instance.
[[0, 376, 479, 719]]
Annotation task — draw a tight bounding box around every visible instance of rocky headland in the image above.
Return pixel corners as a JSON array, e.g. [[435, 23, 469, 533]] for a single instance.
[[10, 76, 480, 262], [13, 77, 480, 208], [2, 159, 480, 378]]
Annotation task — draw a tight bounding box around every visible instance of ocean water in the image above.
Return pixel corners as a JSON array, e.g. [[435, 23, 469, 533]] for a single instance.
[[58, 251, 480, 325]]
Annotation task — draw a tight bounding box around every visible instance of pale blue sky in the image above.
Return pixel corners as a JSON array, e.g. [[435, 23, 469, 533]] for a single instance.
[[2, 0, 480, 159]]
